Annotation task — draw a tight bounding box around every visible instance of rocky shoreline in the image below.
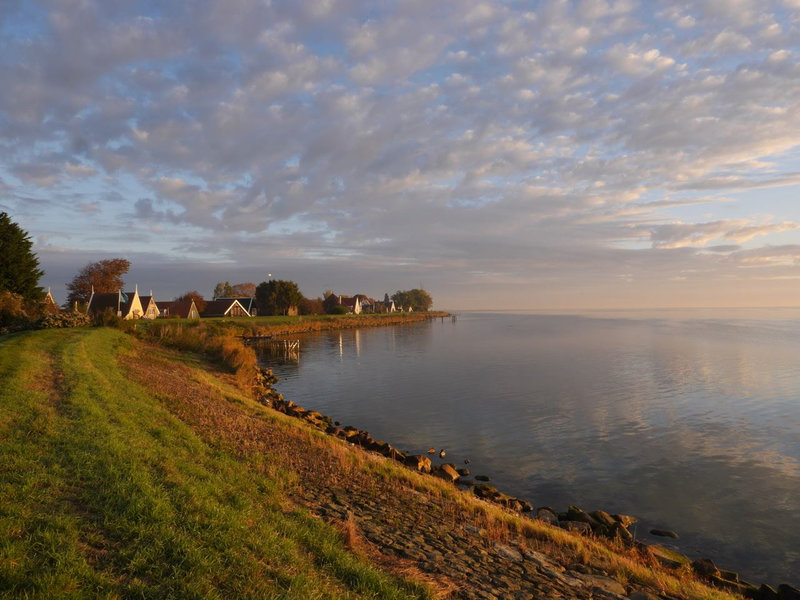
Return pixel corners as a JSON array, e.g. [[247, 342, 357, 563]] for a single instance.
[[253, 365, 798, 600]]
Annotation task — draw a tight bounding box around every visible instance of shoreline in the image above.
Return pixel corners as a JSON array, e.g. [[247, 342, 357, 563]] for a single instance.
[[244, 316, 796, 598]]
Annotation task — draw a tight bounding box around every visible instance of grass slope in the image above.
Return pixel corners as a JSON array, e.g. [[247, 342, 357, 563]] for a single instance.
[[0, 327, 430, 600]]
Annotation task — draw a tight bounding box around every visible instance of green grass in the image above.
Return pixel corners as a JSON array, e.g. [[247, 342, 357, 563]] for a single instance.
[[0, 328, 431, 599]]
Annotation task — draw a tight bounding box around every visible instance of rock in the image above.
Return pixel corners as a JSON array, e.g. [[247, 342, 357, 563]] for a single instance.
[[404, 454, 432, 473], [535, 507, 559, 525], [562, 506, 602, 530], [464, 458, 471, 464], [590, 510, 617, 529], [756, 584, 779, 600], [628, 590, 660, 600], [457, 467, 470, 476], [691, 558, 720, 578], [427, 447, 436, 454], [719, 569, 739, 583], [572, 573, 627, 597], [494, 543, 523, 562], [475, 475, 491, 482], [560, 521, 592, 535], [473, 483, 501, 500], [612, 513, 638, 528], [650, 528, 679, 539], [433, 463, 460, 483], [609, 522, 633, 542], [778, 584, 800, 600], [438, 449, 446, 458]]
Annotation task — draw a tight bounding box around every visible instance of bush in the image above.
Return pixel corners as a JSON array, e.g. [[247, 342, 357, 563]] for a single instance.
[[327, 304, 349, 315], [0, 290, 28, 329], [36, 311, 92, 329]]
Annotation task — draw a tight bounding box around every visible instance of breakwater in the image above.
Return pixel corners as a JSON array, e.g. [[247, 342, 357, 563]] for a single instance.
[[252, 365, 798, 600]]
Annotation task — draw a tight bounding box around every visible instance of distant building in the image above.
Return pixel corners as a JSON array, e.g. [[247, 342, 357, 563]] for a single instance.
[[158, 300, 200, 319], [87, 287, 144, 319], [139, 294, 160, 319], [214, 297, 257, 316], [202, 298, 251, 318], [324, 293, 362, 314]]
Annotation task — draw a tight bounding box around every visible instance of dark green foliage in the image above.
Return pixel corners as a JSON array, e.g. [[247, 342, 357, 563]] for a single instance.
[[0, 212, 44, 303], [391, 289, 433, 312], [255, 279, 303, 316], [327, 304, 349, 315]]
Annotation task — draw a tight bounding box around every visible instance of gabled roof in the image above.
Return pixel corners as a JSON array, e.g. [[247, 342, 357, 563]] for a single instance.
[[202, 298, 251, 317], [215, 296, 255, 313], [158, 300, 197, 318], [88, 292, 123, 314]]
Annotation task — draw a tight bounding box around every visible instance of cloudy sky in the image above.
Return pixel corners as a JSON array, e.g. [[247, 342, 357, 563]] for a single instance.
[[3, 0, 800, 309]]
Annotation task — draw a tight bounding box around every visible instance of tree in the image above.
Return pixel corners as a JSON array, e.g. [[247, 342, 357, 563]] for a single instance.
[[66, 258, 130, 306], [232, 282, 256, 297], [175, 290, 206, 313], [0, 212, 44, 302], [256, 279, 303, 316], [392, 288, 433, 312], [213, 281, 234, 299], [299, 296, 325, 315]]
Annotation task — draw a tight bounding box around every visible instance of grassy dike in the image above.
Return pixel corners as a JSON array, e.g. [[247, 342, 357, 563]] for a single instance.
[[0, 321, 745, 600], [0, 327, 431, 599]]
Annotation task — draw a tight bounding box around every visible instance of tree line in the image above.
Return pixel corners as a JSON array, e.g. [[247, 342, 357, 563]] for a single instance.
[[1, 212, 434, 325]]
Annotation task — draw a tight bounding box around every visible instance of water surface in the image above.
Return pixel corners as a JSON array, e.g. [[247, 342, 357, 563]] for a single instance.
[[259, 311, 800, 585]]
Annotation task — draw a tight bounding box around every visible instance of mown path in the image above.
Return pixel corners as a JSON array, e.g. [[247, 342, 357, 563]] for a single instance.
[[0, 328, 430, 599]]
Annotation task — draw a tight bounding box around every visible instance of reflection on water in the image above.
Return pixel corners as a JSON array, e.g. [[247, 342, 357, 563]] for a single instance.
[[258, 312, 800, 585]]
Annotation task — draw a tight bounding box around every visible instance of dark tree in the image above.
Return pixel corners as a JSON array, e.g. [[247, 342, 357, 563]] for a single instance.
[[299, 296, 325, 315], [66, 258, 130, 306], [0, 212, 44, 302], [256, 279, 303, 316], [175, 290, 207, 313], [392, 288, 433, 311]]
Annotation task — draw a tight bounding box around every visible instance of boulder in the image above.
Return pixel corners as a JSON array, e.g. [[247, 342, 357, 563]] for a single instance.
[[457, 467, 470, 477], [779, 584, 800, 600], [404, 454, 432, 473], [590, 510, 617, 529], [534, 507, 559, 525], [612, 513, 638, 528], [475, 475, 491, 482], [609, 522, 633, 542], [650, 528, 679, 539], [433, 463, 460, 483], [692, 558, 720, 578], [560, 521, 592, 535]]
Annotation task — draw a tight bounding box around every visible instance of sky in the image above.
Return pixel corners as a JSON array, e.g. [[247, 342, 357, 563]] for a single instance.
[[2, 0, 800, 310]]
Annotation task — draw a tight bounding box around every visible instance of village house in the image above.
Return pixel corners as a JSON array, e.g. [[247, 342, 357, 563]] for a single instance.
[[139, 292, 160, 319], [158, 299, 200, 319], [202, 298, 251, 318], [87, 287, 144, 320], [214, 296, 257, 316], [324, 293, 362, 314]]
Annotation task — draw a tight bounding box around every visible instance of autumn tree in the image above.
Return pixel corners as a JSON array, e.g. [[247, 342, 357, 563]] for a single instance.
[[175, 290, 206, 313], [66, 258, 130, 306], [232, 282, 256, 297], [0, 212, 44, 303], [256, 279, 302, 316], [392, 288, 433, 311]]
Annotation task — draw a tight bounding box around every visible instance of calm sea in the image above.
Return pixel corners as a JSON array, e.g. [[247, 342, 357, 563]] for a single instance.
[[259, 310, 800, 585]]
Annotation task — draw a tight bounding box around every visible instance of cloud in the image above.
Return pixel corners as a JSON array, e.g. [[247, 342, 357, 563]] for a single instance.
[[2, 0, 800, 308]]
